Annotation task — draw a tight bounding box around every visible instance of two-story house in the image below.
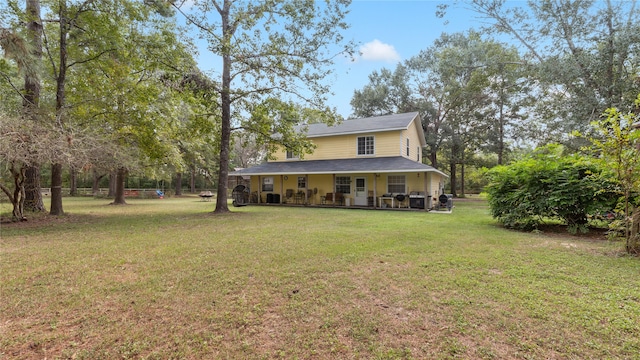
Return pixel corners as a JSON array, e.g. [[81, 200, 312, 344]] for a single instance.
[[230, 112, 448, 210]]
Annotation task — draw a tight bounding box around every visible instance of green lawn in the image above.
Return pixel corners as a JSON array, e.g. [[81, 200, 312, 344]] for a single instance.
[[1, 197, 639, 359]]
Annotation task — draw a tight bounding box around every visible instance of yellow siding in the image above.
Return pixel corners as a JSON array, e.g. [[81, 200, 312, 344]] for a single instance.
[[271, 130, 413, 161], [271, 117, 424, 162], [402, 127, 423, 162]]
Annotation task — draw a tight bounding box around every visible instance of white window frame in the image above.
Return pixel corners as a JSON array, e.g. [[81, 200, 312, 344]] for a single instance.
[[262, 176, 274, 192], [357, 136, 375, 156], [286, 150, 299, 160], [297, 176, 306, 189], [335, 176, 351, 194], [387, 175, 406, 194]]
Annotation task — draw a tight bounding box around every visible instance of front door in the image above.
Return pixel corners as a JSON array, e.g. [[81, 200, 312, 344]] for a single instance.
[[354, 177, 367, 206]]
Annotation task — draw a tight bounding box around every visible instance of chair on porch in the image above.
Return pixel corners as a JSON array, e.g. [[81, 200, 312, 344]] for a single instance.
[[322, 192, 344, 205], [285, 189, 295, 203]]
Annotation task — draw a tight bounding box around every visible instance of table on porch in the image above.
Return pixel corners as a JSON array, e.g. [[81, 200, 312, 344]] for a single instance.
[[378, 196, 397, 208]]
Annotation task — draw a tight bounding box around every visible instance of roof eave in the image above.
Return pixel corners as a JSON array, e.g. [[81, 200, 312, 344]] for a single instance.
[[231, 168, 448, 177]]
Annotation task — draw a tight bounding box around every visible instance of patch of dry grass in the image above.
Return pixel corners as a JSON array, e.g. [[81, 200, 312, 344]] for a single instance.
[[1, 196, 639, 359]]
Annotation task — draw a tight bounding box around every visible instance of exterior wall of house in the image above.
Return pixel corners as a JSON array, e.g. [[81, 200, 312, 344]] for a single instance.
[[271, 129, 419, 162], [401, 125, 424, 162], [247, 172, 445, 208]]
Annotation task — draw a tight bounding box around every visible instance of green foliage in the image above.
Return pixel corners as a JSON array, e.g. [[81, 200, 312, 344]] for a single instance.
[[577, 94, 640, 252], [350, 64, 417, 118], [174, 0, 354, 212], [485, 145, 618, 232], [461, 0, 640, 144]]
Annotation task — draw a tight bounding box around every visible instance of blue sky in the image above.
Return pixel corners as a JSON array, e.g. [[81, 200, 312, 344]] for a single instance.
[[190, 1, 486, 119], [328, 0, 481, 118]]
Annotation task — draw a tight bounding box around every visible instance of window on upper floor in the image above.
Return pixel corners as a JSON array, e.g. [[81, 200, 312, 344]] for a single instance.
[[406, 138, 410, 157], [417, 146, 421, 162], [286, 150, 299, 160], [357, 136, 375, 156]]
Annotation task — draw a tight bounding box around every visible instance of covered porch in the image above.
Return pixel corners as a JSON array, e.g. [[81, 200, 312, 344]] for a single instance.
[[230, 157, 448, 211]]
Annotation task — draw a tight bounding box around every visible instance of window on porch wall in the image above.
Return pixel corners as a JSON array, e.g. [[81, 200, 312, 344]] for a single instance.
[[262, 177, 274, 192], [387, 175, 406, 194], [335, 176, 351, 194], [297, 176, 306, 189]]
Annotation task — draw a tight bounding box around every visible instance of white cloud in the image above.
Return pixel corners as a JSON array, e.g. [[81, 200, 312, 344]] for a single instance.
[[358, 39, 401, 63]]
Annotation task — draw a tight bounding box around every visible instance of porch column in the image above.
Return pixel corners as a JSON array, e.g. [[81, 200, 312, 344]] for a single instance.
[[280, 175, 284, 204], [373, 173, 378, 209], [332, 174, 336, 207], [423, 171, 431, 210], [305, 174, 309, 204], [423, 172, 430, 210], [258, 175, 262, 204]]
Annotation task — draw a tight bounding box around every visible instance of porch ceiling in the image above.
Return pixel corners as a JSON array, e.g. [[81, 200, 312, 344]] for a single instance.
[[230, 156, 448, 177]]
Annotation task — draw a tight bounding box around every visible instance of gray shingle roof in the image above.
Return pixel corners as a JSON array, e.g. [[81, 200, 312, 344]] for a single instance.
[[230, 156, 447, 177], [300, 112, 420, 137]]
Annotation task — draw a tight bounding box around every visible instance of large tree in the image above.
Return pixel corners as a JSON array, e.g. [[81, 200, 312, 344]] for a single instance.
[[44, 1, 198, 205], [452, 0, 640, 144], [0, 1, 47, 214], [350, 64, 418, 119], [405, 32, 527, 189], [173, 0, 353, 213]]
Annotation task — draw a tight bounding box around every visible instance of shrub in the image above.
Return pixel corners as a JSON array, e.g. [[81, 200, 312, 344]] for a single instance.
[[485, 145, 618, 233]]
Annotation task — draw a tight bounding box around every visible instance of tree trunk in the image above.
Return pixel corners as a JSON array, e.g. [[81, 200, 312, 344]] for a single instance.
[[69, 166, 77, 196], [111, 167, 128, 205], [190, 165, 196, 193], [22, 0, 45, 213], [23, 165, 45, 212], [497, 68, 505, 165], [428, 148, 438, 168], [629, 208, 640, 255], [214, 1, 232, 213], [49, 2, 68, 216], [0, 165, 27, 221], [449, 162, 457, 197], [92, 169, 105, 196], [49, 163, 64, 215], [175, 172, 183, 196], [108, 172, 116, 197], [460, 162, 465, 197]]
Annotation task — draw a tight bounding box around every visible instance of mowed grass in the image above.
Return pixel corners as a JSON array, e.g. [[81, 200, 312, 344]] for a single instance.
[[1, 197, 639, 359]]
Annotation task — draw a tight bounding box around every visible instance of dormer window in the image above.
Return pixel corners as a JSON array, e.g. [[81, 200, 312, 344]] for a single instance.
[[357, 136, 375, 156]]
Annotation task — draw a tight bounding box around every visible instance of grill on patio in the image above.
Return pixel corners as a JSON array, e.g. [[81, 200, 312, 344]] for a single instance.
[[409, 191, 425, 209]]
